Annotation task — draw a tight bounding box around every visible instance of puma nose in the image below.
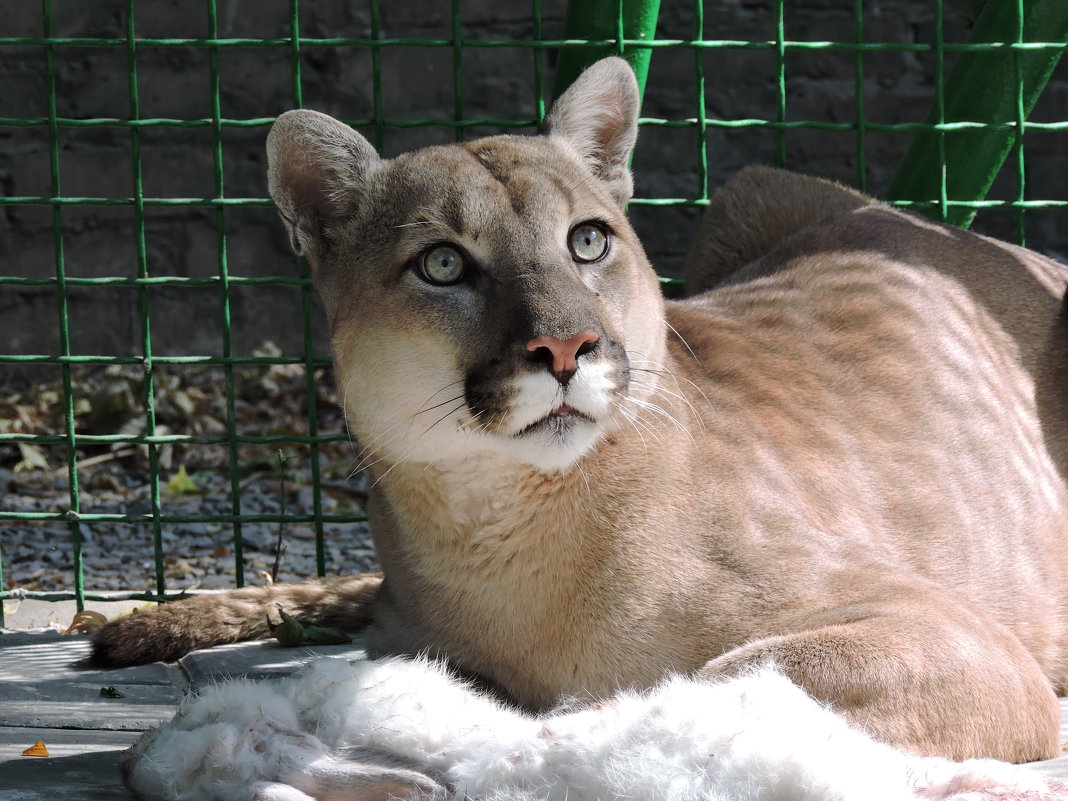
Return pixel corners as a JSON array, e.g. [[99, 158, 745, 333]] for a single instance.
[[526, 329, 599, 385]]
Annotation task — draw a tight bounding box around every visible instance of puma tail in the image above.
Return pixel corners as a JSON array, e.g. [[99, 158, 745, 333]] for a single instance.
[[90, 572, 382, 667], [684, 166, 875, 294]]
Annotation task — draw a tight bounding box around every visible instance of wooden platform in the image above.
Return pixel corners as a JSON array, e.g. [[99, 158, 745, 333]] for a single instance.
[[1, 628, 1066, 800], [0, 629, 368, 800]]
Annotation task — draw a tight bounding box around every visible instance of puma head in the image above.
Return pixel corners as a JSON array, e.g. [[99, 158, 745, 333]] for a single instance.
[[266, 58, 666, 473]]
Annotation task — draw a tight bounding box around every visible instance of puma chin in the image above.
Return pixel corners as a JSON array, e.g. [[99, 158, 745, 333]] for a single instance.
[[486, 358, 623, 471]]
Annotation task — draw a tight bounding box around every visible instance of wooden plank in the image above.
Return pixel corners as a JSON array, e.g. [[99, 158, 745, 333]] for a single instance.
[[0, 727, 138, 801], [177, 637, 367, 686], [0, 681, 179, 730], [0, 631, 184, 685]]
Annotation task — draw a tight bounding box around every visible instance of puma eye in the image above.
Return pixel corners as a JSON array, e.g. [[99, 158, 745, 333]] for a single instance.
[[418, 244, 466, 285], [568, 222, 610, 263]]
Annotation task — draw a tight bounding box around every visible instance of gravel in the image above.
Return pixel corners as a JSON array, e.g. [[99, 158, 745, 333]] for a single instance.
[[1, 359, 381, 597], [1, 463, 379, 595]]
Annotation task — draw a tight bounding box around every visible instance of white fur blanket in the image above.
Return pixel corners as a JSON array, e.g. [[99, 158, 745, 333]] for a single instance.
[[122, 657, 1067, 801]]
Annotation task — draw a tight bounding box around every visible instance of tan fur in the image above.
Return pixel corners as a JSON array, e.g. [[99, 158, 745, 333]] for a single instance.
[[92, 59, 1068, 763]]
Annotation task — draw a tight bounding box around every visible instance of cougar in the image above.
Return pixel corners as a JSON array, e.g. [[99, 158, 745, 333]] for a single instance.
[[92, 57, 1068, 764]]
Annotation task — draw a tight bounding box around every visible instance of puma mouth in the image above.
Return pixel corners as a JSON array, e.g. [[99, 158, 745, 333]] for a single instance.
[[516, 405, 595, 438]]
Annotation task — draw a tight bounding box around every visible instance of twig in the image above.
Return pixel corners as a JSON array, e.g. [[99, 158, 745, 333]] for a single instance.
[[270, 450, 288, 583], [54, 447, 137, 477], [238, 470, 266, 490]]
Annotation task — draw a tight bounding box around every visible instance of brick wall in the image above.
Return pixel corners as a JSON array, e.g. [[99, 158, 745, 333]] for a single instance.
[[1, 0, 1065, 368]]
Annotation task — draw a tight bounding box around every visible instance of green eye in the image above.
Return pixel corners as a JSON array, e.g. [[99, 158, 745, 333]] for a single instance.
[[419, 244, 466, 285], [569, 222, 610, 263]]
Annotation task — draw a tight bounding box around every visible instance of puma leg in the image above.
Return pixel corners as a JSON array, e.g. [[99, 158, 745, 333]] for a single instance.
[[699, 598, 1061, 763]]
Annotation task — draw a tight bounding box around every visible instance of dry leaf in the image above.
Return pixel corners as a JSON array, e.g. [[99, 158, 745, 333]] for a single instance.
[[116, 602, 156, 618], [62, 609, 108, 635], [22, 741, 49, 757], [14, 442, 49, 472]]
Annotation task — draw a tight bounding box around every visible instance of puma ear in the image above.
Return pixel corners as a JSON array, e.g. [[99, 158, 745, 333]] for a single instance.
[[266, 109, 380, 257], [546, 57, 640, 207]]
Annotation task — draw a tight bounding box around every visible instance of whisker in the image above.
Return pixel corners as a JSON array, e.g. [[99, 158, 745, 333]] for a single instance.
[[336, 379, 361, 462], [350, 388, 462, 476], [418, 379, 467, 407], [348, 417, 412, 476], [459, 410, 486, 432], [368, 402, 465, 488], [421, 400, 468, 437], [627, 349, 714, 417], [625, 395, 695, 445], [617, 406, 653, 453], [664, 321, 703, 367], [630, 377, 706, 433], [576, 464, 593, 501], [370, 442, 422, 488], [396, 381, 467, 454], [413, 393, 467, 417]]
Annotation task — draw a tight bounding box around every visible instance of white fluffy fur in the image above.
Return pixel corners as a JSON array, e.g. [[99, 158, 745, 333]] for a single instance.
[[122, 657, 1057, 801]]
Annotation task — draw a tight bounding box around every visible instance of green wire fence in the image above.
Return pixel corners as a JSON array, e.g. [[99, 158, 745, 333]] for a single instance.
[[1, 0, 1065, 626]]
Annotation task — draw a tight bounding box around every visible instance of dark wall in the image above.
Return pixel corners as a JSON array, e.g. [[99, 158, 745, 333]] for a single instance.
[[2, 0, 1065, 368]]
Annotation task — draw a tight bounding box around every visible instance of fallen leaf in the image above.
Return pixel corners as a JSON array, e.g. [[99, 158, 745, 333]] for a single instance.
[[267, 606, 306, 647], [166, 464, 200, 495], [267, 606, 350, 647], [300, 624, 351, 645], [22, 741, 49, 757], [62, 609, 108, 635], [14, 443, 49, 472]]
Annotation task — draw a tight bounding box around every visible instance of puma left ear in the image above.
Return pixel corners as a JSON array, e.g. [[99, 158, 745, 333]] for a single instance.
[[546, 57, 640, 207]]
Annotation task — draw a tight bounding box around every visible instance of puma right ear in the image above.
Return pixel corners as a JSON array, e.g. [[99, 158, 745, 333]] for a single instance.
[[546, 57, 640, 207], [266, 109, 381, 257]]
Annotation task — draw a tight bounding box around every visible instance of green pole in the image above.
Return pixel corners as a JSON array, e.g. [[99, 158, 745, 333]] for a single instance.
[[551, 0, 661, 103], [886, 0, 1068, 228]]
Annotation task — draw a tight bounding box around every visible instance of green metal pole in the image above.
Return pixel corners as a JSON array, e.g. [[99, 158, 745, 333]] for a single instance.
[[551, 0, 661, 103], [886, 0, 1068, 228]]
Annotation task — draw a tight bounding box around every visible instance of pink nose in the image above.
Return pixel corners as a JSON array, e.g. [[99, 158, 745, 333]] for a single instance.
[[525, 330, 599, 378]]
